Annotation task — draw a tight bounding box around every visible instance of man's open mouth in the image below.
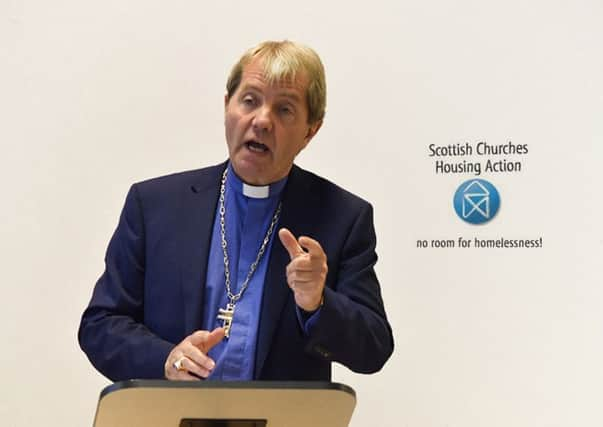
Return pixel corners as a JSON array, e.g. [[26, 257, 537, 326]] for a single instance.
[[245, 140, 269, 153]]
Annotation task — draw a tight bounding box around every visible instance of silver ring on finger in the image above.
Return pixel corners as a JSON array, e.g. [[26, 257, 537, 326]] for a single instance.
[[173, 356, 187, 371]]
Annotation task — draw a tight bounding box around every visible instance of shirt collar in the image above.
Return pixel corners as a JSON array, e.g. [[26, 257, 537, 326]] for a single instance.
[[227, 162, 288, 199]]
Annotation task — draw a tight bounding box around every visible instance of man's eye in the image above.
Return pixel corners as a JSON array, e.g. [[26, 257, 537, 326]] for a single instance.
[[279, 105, 294, 115], [242, 96, 256, 106]]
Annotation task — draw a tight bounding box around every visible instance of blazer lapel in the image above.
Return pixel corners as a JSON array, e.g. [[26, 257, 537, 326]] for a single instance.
[[179, 162, 226, 335], [254, 165, 317, 377]]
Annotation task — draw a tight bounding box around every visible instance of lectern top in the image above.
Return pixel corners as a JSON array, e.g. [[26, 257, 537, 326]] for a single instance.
[[95, 380, 356, 427]]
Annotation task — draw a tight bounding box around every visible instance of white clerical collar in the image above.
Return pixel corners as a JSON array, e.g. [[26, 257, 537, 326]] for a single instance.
[[242, 182, 270, 199], [226, 163, 288, 199]]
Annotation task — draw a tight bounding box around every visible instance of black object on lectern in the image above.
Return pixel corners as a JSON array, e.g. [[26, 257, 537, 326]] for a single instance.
[[93, 380, 356, 427]]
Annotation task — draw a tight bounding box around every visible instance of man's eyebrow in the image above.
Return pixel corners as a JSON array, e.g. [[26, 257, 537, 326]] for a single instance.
[[239, 83, 262, 93], [277, 92, 302, 103]]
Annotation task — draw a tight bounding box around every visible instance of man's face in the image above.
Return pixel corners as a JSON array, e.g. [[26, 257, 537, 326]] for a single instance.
[[224, 59, 321, 185]]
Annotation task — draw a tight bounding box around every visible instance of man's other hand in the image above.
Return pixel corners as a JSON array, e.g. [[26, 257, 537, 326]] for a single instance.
[[164, 328, 225, 380]]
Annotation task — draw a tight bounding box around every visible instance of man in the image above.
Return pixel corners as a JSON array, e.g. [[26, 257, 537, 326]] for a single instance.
[[79, 40, 393, 382]]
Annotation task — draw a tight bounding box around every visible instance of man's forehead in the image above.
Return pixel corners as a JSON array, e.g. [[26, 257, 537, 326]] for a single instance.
[[240, 60, 308, 94]]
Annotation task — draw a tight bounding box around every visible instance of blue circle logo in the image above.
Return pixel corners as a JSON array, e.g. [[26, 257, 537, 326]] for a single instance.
[[453, 179, 500, 224]]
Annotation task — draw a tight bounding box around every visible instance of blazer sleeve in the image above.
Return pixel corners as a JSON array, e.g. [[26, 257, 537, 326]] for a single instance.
[[304, 202, 394, 373], [78, 184, 173, 381]]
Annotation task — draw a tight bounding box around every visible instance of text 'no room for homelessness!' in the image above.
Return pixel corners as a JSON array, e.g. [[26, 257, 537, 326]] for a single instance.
[[416, 236, 543, 249], [429, 140, 529, 176]]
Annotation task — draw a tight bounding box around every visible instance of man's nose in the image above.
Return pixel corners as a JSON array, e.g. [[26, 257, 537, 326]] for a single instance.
[[252, 107, 273, 133]]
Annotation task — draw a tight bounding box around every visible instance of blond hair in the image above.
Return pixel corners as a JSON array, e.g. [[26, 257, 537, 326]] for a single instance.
[[226, 40, 326, 124]]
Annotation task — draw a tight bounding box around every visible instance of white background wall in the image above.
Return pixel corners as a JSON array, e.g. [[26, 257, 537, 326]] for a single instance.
[[2, 1, 602, 426]]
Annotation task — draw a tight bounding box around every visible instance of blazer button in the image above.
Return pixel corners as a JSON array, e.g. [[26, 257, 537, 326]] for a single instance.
[[314, 345, 331, 358]]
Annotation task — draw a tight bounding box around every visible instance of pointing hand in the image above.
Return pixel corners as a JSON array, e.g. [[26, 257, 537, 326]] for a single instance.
[[278, 228, 327, 311]]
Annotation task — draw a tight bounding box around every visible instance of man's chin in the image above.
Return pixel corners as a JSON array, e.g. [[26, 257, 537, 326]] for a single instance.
[[230, 160, 269, 186]]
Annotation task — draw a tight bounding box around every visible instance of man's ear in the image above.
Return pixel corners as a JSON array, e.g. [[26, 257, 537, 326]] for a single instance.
[[224, 93, 230, 111], [304, 120, 323, 143]]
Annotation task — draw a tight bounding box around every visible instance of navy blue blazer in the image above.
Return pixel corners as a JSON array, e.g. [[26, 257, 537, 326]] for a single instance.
[[79, 162, 393, 381]]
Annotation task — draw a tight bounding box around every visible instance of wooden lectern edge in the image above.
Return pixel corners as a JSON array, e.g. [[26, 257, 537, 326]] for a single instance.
[[99, 379, 356, 401]]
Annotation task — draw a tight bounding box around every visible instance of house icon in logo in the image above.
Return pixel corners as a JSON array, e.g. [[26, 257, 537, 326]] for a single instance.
[[462, 180, 490, 219], [453, 179, 500, 224]]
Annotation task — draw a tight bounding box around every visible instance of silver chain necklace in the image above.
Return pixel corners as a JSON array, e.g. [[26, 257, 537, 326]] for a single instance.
[[216, 168, 282, 337]]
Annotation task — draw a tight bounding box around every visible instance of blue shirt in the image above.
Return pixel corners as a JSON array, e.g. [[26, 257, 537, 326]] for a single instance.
[[201, 163, 287, 380]]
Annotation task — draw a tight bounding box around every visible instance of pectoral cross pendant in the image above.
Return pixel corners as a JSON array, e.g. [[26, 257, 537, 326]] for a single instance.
[[217, 302, 235, 338]]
